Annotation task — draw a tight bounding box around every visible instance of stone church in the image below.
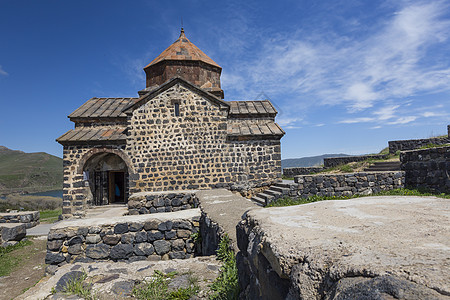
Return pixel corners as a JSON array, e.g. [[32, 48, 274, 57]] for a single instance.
[[57, 29, 284, 217]]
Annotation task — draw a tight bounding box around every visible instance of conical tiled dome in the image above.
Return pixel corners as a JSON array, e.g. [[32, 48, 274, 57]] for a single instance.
[[144, 29, 224, 98]]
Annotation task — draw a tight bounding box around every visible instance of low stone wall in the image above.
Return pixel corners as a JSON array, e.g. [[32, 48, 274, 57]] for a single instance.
[[401, 146, 450, 193], [45, 209, 201, 266], [0, 211, 40, 228], [291, 172, 404, 200], [283, 167, 324, 177], [324, 154, 388, 168], [127, 191, 198, 215], [389, 137, 450, 154]]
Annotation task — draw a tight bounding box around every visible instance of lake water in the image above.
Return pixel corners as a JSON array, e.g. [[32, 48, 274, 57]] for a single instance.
[[29, 190, 63, 198]]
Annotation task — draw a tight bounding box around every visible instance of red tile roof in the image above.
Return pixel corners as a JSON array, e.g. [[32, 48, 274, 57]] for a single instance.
[[144, 29, 221, 69]]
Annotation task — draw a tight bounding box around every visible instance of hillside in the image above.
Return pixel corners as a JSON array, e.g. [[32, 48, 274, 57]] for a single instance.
[[0, 146, 62, 195], [281, 153, 350, 169]]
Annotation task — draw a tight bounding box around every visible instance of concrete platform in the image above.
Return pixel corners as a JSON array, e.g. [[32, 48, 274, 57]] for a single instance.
[[238, 196, 450, 298]]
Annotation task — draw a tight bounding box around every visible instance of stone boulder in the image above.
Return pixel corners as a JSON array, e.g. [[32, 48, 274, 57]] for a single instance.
[[0, 223, 26, 242]]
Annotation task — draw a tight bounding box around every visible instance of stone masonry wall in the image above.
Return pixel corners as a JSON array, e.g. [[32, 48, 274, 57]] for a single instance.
[[62, 144, 129, 218], [45, 209, 201, 266], [0, 211, 39, 228], [265, 171, 405, 205], [126, 83, 280, 194], [324, 154, 388, 168], [127, 191, 198, 215], [400, 146, 450, 193], [293, 172, 404, 198], [388, 137, 450, 154], [283, 167, 324, 177]]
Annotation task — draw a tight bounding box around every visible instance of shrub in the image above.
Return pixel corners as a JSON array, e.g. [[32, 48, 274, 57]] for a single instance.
[[210, 234, 239, 300]]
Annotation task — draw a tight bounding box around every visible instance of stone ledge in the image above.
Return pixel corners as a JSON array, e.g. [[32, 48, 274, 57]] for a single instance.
[[237, 196, 450, 298]]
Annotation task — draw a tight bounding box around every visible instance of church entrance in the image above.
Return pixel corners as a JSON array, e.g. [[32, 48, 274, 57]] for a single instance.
[[83, 153, 129, 206]]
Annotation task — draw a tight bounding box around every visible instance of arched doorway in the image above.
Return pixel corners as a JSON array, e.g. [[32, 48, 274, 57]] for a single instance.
[[82, 152, 129, 206]]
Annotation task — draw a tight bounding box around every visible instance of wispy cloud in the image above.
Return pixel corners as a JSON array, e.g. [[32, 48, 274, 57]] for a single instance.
[[0, 65, 8, 76], [223, 1, 450, 127]]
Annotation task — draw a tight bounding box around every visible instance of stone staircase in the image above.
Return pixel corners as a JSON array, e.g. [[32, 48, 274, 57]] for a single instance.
[[251, 181, 293, 206], [364, 160, 401, 172]]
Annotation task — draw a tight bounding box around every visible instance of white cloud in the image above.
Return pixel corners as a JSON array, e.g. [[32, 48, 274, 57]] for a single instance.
[[387, 116, 417, 125], [338, 117, 375, 124], [0, 65, 8, 76], [222, 0, 450, 127]]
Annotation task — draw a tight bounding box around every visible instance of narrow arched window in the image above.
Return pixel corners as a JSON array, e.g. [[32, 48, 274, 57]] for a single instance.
[[174, 102, 180, 117]]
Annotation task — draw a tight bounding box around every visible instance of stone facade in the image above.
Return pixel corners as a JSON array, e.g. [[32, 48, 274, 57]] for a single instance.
[[57, 30, 284, 218], [45, 209, 201, 265], [127, 191, 198, 215], [323, 154, 388, 168], [401, 146, 450, 193]]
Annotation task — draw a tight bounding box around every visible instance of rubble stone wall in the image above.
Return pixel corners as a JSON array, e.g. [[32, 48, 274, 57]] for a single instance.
[[127, 191, 198, 215], [283, 167, 324, 177], [0, 211, 39, 228], [45, 210, 201, 266], [401, 146, 450, 193], [126, 83, 281, 194], [266, 172, 405, 205], [388, 137, 450, 154], [324, 154, 388, 168]]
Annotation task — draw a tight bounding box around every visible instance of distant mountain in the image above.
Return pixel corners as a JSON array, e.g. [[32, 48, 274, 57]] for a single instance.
[[281, 154, 350, 169], [0, 146, 62, 195]]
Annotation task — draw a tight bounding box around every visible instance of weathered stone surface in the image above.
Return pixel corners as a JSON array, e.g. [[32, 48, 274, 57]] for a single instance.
[[121, 233, 135, 244], [171, 239, 185, 251], [19, 257, 221, 300], [103, 235, 121, 245], [85, 234, 101, 244], [114, 223, 129, 234], [110, 244, 134, 260], [134, 231, 147, 243], [54, 271, 85, 293], [47, 239, 63, 251], [68, 244, 83, 255], [45, 252, 66, 265], [134, 243, 154, 256], [143, 220, 159, 231], [237, 196, 450, 299], [153, 240, 171, 255], [157, 220, 173, 231], [0, 223, 26, 242], [68, 236, 84, 245], [147, 230, 164, 242], [86, 244, 110, 259]]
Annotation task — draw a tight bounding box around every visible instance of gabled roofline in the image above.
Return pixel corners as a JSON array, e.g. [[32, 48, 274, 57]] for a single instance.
[[123, 77, 230, 113]]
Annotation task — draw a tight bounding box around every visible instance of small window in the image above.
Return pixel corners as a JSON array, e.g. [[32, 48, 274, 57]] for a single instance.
[[174, 102, 180, 117]]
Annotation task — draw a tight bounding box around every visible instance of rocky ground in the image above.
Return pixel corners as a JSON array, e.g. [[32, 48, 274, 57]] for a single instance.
[[17, 256, 221, 299]]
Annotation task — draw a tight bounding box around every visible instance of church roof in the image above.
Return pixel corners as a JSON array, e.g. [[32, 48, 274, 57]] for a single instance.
[[228, 100, 278, 117], [56, 127, 127, 143], [144, 29, 221, 69], [68, 98, 137, 119]]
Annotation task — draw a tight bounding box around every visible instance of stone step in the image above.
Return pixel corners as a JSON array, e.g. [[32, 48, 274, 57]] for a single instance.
[[250, 196, 266, 206], [257, 192, 275, 201], [364, 161, 401, 171], [272, 182, 292, 189], [271, 186, 290, 193], [264, 189, 282, 197]]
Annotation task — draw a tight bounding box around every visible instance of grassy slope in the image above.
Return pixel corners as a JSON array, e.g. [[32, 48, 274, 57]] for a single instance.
[[0, 146, 62, 194]]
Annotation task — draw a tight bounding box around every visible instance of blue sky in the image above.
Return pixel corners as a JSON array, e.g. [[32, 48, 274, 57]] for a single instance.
[[0, 0, 449, 159]]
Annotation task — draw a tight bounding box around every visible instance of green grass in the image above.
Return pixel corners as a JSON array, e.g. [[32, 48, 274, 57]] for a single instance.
[[40, 208, 62, 223], [133, 270, 200, 300], [267, 188, 450, 207], [0, 240, 33, 276], [419, 143, 450, 150], [209, 234, 239, 300], [56, 270, 98, 300]]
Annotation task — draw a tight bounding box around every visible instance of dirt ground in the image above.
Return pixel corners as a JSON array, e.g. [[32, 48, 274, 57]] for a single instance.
[[0, 237, 47, 300]]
